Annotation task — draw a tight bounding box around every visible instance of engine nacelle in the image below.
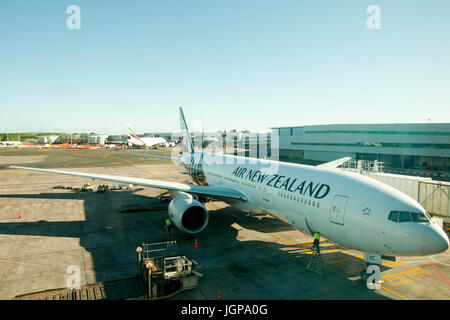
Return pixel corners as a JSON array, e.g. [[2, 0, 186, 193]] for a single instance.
[[168, 192, 209, 234]]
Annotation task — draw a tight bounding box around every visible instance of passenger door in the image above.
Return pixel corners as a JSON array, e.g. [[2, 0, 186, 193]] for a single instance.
[[330, 195, 348, 225], [261, 186, 274, 209]]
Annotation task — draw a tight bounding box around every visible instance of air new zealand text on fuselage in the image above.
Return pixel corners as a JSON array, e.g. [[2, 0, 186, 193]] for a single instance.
[[230, 167, 330, 199]]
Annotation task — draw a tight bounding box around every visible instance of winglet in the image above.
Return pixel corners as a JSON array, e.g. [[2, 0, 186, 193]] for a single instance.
[[179, 107, 194, 153], [316, 157, 351, 169]]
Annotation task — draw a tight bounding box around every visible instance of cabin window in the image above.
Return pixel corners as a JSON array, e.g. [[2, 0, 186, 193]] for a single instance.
[[317, 202, 320, 208]]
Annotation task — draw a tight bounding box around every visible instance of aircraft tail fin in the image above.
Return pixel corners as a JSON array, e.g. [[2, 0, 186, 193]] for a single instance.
[[126, 123, 138, 139], [179, 107, 194, 153], [126, 123, 148, 148]]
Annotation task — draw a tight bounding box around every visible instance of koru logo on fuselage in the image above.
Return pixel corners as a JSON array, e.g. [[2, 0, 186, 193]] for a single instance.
[[231, 167, 330, 199]]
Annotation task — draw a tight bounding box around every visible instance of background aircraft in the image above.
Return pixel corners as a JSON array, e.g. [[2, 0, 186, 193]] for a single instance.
[[126, 123, 169, 148], [0, 141, 22, 146]]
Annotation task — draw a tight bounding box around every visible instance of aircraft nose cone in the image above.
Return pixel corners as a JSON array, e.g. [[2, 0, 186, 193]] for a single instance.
[[422, 228, 449, 255]]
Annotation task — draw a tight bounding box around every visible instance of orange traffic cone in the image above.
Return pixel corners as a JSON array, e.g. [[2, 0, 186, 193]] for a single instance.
[[218, 289, 222, 300], [18, 211, 21, 219], [194, 238, 198, 248]]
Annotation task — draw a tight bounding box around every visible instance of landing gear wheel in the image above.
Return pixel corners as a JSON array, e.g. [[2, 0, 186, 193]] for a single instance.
[[360, 270, 369, 283]]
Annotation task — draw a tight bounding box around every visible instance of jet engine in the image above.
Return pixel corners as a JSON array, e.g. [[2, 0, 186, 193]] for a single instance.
[[168, 192, 209, 234]]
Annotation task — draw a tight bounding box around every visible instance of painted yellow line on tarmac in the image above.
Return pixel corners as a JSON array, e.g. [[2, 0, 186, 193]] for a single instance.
[[206, 201, 328, 249], [290, 240, 314, 246], [254, 225, 296, 246], [67, 152, 98, 157], [380, 285, 409, 300], [212, 202, 297, 246], [205, 201, 295, 245], [113, 157, 159, 178], [269, 233, 295, 245], [325, 256, 356, 265], [381, 268, 423, 279], [329, 262, 356, 273], [206, 202, 220, 210], [382, 260, 402, 267]]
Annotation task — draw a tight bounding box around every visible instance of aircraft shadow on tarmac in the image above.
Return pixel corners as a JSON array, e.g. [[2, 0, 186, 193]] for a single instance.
[[0, 190, 391, 300]]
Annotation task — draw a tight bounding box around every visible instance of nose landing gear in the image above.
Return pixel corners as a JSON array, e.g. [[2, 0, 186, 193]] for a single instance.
[[361, 253, 383, 288]]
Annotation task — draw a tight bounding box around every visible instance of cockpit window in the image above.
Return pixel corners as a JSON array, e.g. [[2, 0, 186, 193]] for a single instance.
[[388, 211, 398, 222], [411, 212, 429, 222], [389, 210, 430, 223], [399, 212, 411, 222]]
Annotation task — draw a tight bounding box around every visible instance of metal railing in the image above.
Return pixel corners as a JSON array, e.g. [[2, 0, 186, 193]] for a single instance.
[[340, 159, 384, 174], [163, 256, 192, 279], [142, 241, 177, 260]]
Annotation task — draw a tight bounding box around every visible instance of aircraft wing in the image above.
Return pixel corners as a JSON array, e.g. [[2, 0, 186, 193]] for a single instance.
[[316, 157, 351, 169], [9, 166, 247, 202]]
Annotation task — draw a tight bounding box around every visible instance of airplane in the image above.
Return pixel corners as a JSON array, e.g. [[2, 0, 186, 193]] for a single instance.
[[0, 141, 22, 146], [126, 124, 174, 148], [10, 107, 449, 283]]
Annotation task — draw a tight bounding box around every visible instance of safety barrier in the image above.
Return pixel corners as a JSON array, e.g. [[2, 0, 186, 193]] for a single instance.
[[383, 168, 449, 179]]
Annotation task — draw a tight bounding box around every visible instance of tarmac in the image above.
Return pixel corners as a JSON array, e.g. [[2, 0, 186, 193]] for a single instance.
[[0, 148, 449, 300]]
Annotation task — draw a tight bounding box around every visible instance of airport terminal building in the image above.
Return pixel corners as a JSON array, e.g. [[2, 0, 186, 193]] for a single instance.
[[272, 123, 450, 172]]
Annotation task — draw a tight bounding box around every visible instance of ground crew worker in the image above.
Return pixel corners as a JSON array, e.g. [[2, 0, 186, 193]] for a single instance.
[[165, 218, 173, 234], [313, 232, 321, 254]]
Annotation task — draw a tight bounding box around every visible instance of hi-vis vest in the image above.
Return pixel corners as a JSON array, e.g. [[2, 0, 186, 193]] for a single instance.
[[165, 219, 171, 226], [314, 233, 320, 241]]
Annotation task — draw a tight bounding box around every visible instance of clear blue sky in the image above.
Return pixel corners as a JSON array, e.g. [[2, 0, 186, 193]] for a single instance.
[[1, 1, 449, 134]]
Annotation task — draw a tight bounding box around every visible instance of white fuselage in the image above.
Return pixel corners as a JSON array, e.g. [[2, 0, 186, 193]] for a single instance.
[[188, 152, 449, 257], [0, 141, 21, 146], [128, 136, 167, 148]]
